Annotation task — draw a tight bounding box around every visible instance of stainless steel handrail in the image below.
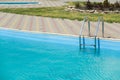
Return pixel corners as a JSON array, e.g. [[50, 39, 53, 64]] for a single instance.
[[94, 17, 104, 49], [79, 16, 104, 49], [79, 16, 90, 49], [79, 16, 90, 37], [94, 17, 104, 37]]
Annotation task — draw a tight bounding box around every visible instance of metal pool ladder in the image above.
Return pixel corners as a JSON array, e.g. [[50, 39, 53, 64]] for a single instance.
[[79, 16, 104, 49]]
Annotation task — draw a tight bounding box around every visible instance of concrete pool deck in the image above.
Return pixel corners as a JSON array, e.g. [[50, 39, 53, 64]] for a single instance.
[[0, 0, 120, 39], [0, 12, 120, 39], [0, 0, 66, 8]]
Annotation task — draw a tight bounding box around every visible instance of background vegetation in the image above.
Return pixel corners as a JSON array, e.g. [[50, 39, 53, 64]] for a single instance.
[[0, 7, 119, 23], [72, 0, 120, 10]]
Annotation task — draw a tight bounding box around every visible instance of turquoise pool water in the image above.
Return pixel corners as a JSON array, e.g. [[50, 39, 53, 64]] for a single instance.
[[0, 2, 39, 5], [0, 29, 120, 80]]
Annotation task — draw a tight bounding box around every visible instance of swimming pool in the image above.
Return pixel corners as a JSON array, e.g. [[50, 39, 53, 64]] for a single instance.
[[0, 2, 40, 5], [0, 29, 120, 80]]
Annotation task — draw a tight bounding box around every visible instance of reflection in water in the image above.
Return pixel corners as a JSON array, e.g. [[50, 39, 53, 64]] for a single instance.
[[79, 48, 100, 57]]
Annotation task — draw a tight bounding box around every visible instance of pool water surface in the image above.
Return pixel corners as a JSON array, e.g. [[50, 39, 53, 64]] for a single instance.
[[0, 29, 120, 80], [0, 2, 39, 5]]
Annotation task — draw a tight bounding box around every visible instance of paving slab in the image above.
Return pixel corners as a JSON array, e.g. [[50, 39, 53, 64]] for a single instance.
[[0, 12, 120, 39]]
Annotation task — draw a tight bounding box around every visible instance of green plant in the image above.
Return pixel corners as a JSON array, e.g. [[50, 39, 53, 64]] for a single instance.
[[114, 1, 120, 8], [103, 0, 110, 8], [98, 2, 104, 10], [93, 2, 98, 8], [0, 7, 120, 23], [109, 3, 114, 11], [74, 2, 80, 9], [85, 0, 93, 10]]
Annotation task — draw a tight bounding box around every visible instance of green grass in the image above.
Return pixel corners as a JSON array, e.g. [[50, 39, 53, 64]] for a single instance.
[[0, 7, 120, 23]]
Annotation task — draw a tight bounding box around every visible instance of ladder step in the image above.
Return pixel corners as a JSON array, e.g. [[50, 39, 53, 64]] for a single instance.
[[80, 44, 95, 46]]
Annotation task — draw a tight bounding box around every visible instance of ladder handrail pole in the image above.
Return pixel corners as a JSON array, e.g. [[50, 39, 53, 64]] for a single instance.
[[102, 18, 104, 37], [98, 38, 100, 49], [95, 17, 104, 37], [79, 17, 88, 36], [79, 17, 87, 49], [79, 17, 90, 36], [95, 17, 101, 37], [88, 21, 90, 36], [94, 36, 97, 49], [83, 36, 85, 48], [79, 36, 81, 49], [79, 19, 86, 36]]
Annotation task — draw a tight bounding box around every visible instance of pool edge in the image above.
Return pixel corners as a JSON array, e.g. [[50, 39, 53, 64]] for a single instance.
[[0, 27, 120, 41]]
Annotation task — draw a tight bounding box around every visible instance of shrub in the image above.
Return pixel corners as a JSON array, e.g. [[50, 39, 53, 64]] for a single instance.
[[109, 3, 114, 11], [103, 0, 110, 8], [74, 2, 80, 9], [93, 2, 98, 8], [114, 1, 120, 8], [72, 0, 120, 11], [98, 2, 104, 10], [85, 0, 93, 10]]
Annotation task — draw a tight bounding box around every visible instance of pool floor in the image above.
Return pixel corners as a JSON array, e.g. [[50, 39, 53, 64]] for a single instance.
[[0, 29, 120, 80]]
